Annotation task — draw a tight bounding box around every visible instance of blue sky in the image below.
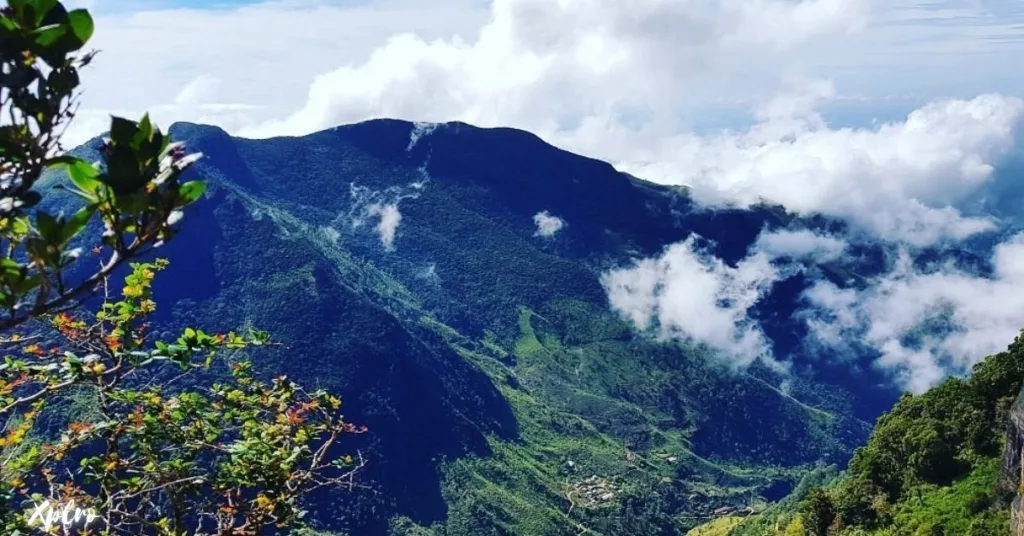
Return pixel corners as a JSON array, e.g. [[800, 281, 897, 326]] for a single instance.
[[78, 0, 291, 11], [67, 0, 1024, 135]]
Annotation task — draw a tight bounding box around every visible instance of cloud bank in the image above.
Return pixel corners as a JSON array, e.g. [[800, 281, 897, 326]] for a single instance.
[[604, 224, 1024, 392], [753, 229, 848, 263], [803, 234, 1024, 392], [602, 238, 779, 369], [619, 91, 1023, 246]]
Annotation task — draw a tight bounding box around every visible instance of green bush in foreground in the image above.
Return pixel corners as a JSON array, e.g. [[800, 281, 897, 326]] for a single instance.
[[1, 261, 366, 535], [0, 1, 366, 533]]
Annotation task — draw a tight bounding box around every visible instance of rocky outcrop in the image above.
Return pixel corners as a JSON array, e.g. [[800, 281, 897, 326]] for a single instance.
[[998, 386, 1024, 536]]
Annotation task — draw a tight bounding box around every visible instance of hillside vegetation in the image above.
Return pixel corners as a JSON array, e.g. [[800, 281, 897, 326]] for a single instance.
[[697, 332, 1024, 536]]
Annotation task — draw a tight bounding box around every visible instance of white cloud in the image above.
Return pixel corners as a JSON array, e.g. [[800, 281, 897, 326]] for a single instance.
[[602, 237, 779, 368], [804, 233, 1024, 392], [344, 179, 425, 252], [607, 227, 1024, 391], [174, 75, 223, 106], [237, 0, 870, 139], [611, 91, 1023, 246], [62, 0, 487, 145], [754, 229, 848, 263], [533, 211, 565, 237], [367, 203, 402, 251]]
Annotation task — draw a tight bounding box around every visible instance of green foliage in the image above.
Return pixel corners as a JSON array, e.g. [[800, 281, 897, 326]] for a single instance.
[[0, 0, 204, 329], [800, 490, 835, 536], [0, 261, 365, 534], [686, 516, 745, 536], [832, 332, 1024, 530], [880, 458, 1006, 536], [732, 332, 1024, 536], [729, 468, 839, 536], [174, 152, 871, 533]]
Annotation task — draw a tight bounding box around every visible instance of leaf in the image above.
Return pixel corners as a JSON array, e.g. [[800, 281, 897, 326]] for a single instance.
[[104, 151, 146, 196], [1, 259, 23, 278], [10, 216, 29, 235], [66, 9, 93, 44], [8, 0, 28, 17], [20, 190, 41, 208], [64, 159, 102, 200], [137, 113, 153, 145], [109, 116, 137, 146], [47, 155, 80, 166], [178, 181, 206, 204], [60, 204, 96, 244], [36, 211, 59, 242], [43, 6, 71, 28], [11, 274, 40, 294], [32, 25, 66, 48], [30, 0, 59, 25]]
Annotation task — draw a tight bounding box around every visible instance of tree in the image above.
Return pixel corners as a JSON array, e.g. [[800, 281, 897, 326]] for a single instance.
[[0, 1, 365, 534], [0, 0, 201, 329], [2, 261, 367, 535], [800, 489, 835, 536]]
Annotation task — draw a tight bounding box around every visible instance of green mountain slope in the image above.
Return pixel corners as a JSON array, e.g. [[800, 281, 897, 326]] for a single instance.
[[40, 119, 878, 535], [711, 332, 1024, 536]]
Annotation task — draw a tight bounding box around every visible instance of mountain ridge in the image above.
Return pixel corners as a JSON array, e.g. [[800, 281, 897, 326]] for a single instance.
[[41, 117, 937, 534]]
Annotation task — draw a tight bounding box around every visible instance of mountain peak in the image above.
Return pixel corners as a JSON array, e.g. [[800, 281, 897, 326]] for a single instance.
[[168, 121, 233, 144]]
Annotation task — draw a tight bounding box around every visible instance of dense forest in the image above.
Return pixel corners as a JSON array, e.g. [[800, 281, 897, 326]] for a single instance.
[[695, 331, 1024, 536]]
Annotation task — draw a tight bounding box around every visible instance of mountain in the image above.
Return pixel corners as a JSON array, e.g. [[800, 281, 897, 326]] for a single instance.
[[42, 119, 945, 535]]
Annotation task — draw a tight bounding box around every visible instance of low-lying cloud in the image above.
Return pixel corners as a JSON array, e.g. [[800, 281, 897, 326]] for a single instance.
[[533, 211, 565, 237], [603, 226, 1024, 393], [365, 203, 402, 251], [344, 179, 426, 251], [803, 233, 1024, 393], [612, 91, 1023, 246], [602, 237, 779, 369], [754, 229, 848, 263]]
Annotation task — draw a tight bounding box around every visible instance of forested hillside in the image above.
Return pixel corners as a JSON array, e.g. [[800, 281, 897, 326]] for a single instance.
[[701, 332, 1024, 536]]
